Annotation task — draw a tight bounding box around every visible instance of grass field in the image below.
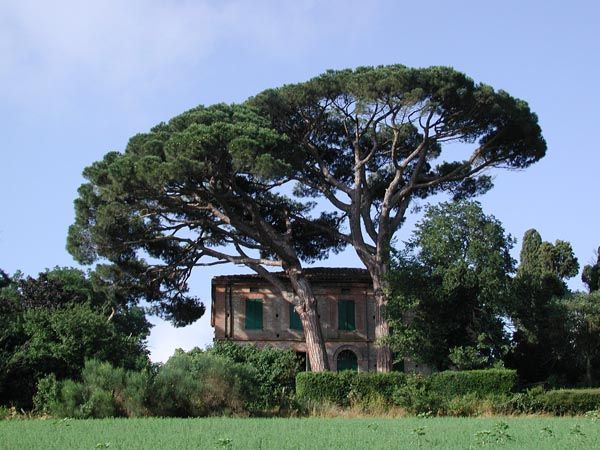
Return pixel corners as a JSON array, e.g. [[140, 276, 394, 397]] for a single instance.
[[1, 417, 599, 449]]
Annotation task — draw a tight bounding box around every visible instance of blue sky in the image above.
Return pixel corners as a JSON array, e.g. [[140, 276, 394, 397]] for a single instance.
[[1, 0, 598, 361]]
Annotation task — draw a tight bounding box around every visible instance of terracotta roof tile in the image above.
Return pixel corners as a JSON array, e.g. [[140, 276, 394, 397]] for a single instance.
[[212, 267, 371, 284]]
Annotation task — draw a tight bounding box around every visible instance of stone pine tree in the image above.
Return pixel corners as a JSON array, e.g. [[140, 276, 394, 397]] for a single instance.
[[250, 65, 547, 371], [68, 104, 345, 371]]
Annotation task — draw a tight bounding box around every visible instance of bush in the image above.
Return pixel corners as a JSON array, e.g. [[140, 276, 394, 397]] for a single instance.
[[296, 369, 517, 416], [296, 372, 406, 407], [391, 374, 444, 414], [428, 369, 517, 398], [150, 349, 259, 417], [210, 342, 299, 410], [350, 372, 407, 402], [536, 389, 600, 415], [494, 387, 600, 416], [43, 359, 150, 418], [33, 374, 59, 414], [296, 372, 354, 406]]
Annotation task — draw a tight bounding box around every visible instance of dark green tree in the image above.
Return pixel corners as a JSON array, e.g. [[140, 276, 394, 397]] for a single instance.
[[508, 229, 580, 384], [518, 229, 543, 276], [518, 229, 579, 280], [387, 201, 515, 370], [0, 268, 150, 408], [563, 291, 600, 386], [0, 269, 9, 288], [250, 64, 546, 370], [582, 247, 600, 292], [67, 104, 345, 371]]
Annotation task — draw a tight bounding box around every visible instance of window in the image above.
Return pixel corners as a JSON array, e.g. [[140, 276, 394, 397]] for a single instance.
[[245, 299, 263, 329], [337, 349, 358, 371], [338, 300, 355, 331], [289, 304, 303, 330]]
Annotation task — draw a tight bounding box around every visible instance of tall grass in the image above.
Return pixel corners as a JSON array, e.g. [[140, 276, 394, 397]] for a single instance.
[[1, 417, 599, 449]]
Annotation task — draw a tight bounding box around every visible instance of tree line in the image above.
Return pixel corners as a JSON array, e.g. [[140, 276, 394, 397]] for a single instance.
[[1, 203, 598, 410], [0, 267, 150, 408], [387, 200, 600, 387]]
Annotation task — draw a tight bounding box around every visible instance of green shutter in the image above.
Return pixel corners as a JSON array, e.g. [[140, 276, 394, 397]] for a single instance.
[[245, 299, 263, 329], [338, 300, 355, 330], [289, 304, 303, 330]]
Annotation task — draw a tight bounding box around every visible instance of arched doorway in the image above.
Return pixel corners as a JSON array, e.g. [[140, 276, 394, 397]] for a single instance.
[[336, 349, 358, 371]]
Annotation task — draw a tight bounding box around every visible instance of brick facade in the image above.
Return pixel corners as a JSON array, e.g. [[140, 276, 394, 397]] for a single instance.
[[211, 268, 378, 371]]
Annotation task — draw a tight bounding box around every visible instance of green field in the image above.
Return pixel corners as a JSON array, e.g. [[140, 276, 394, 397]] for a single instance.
[[1, 417, 599, 449]]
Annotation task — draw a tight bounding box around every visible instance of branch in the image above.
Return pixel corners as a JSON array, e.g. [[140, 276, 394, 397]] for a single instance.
[[306, 141, 352, 195]]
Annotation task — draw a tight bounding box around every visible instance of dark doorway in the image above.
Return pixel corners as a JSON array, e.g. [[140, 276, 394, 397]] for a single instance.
[[295, 351, 308, 371], [336, 349, 358, 371]]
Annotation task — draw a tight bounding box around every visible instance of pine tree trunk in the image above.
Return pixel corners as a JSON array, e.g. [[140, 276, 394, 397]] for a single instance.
[[288, 268, 330, 371], [372, 271, 393, 372], [298, 306, 329, 371]]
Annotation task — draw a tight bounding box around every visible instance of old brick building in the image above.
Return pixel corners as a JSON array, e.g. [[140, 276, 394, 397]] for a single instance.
[[211, 267, 379, 371]]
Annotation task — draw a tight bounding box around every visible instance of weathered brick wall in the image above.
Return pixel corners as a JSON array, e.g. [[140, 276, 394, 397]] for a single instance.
[[212, 277, 378, 371]]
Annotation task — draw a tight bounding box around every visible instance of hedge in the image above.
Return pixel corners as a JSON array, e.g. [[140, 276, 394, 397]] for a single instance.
[[536, 389, 600, 415], [428, 369, 517, 398], [296, 369, 517, 407], [295, 372, 406, 406]]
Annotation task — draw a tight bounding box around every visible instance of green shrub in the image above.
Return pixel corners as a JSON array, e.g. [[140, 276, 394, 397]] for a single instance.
[[296, 372, 353, 406], [296, 372, 406, 407], [210, 342, 299, 410], [349, 372, 407, 402], [33, 374, 59, 414], [428, 369, 517, 398], [536, 389, 600, 415], [296, 369, 517, 415], [493, 386, 545, 415], [391, 374, 444, 414], [52, 379, 89, 418], [82, 388, 115, 418], [121, 370, 149, 417], [0, 406, 13, 420], [46, 359, 150, 418], [491, 387, 600, 416], [150, 350, 259, 417], [448, 346, 491, 370]]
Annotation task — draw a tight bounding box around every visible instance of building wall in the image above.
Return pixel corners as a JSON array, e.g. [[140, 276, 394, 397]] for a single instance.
[[212, 280, 378, 371]]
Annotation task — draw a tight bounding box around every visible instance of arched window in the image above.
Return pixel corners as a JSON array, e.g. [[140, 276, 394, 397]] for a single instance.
[[336, 349, 358, 371]]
